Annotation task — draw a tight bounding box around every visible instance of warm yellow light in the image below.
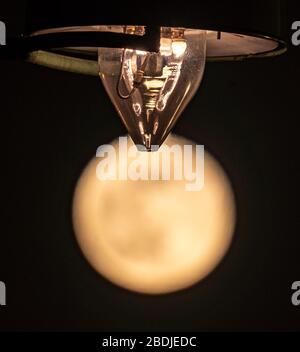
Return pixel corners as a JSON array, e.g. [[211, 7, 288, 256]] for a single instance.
[[171, 39, 187, 57], [72, 135, 236, 294]]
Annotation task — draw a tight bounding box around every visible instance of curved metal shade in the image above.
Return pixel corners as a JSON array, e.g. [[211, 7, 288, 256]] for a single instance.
[[0, 0, 288, 74], [24, 25, 287, 76]]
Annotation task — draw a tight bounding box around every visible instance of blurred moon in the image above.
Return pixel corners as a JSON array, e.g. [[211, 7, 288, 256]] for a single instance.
[[72, 135, 236, 294]]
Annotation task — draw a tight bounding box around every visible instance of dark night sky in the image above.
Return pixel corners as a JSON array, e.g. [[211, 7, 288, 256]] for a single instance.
[[0, 1, 299, 331]]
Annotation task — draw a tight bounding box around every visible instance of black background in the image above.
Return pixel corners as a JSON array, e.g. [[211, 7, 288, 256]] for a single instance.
[[0, 1, 299, 332]]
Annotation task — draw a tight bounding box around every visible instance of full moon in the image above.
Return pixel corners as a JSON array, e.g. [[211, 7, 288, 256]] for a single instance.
[[72, 135, 236, 294]]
